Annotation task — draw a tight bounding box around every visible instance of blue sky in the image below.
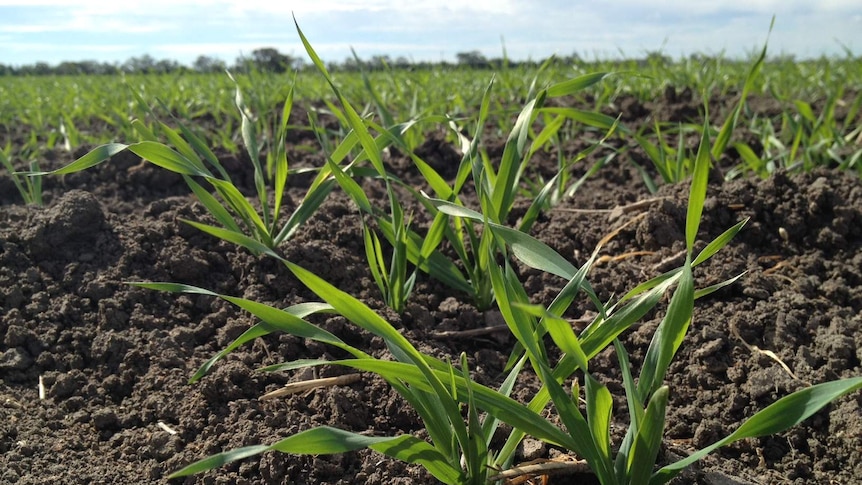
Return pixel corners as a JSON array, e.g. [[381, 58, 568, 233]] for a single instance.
[[0, 1, 860, 67]]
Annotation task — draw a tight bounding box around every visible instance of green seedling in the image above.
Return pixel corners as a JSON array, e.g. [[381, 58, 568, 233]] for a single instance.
[[296, 22, 443, 313], [402, 70, 616, 310], [632, 21, 770, 189], [146, 258, 529, 485], [484, 114, 862, 484], [2, 145, 42, 205]]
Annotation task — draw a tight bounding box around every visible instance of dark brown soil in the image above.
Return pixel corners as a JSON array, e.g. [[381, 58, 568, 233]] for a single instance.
[[1, 92, 861, 485]]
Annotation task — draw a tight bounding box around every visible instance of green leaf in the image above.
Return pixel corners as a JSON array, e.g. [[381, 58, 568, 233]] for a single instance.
[[711, 21, 769, 161], [541, 309, 590, 372], [0, 149, 30, 202], [546, 72, 611, 98], [432, 199, 485, 220], [425, 195, 578, 279], [489, 224, 577, 280], [491, 96, 539, 222], [330, 358, 577, 451], [692, 218, 748, 266], [190, 323, 271, 382], [180, 219, 277, 257], [629, 386, 669, 485], [613, 339, 643, 482], [651, 377, 862, 484], [168, 427, 410, 479], [131, 119, 158, 142], [637, 261, 694, 399], [275, 177, 336, 244], [295, 17, 386, 178], [208, 178, 271, 242], [694, 272, 746, 299], [129, 282, 353, 382], [184, 175, 243, 234], [732, 142, 764, 173], [370, 435, 463, 484], [173, 116, 227, 178], [272, 83, 294, 225], [282, 258, 469, 451], [580, 278, 672, 364], [128, 141, 210, 177], [528, 113, 566, 158], [159, 122, 211, 176], [377, 218, 473, 295], [458, 353, 490, 482], [363, 220, 389, 302], [585, 373, 613, 460], [331, 156, 374, 212], [168, 444, 270, 478], [635, 131, 673, 184], [410, 151, 454, 200], [686, 121, 711, 251], [489, 262, 615, 481], [32, 143, 128, 175]]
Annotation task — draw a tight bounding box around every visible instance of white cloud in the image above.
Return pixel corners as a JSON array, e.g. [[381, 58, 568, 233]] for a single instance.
[[0, 0, 859, 65], [612, 0, 860, 14]]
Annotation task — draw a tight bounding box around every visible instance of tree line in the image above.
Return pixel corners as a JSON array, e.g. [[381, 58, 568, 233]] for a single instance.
[[0, 47, 586, 76]]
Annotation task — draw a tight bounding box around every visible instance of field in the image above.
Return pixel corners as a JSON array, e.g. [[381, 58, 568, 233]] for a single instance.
[[1, 44, 861, 485]]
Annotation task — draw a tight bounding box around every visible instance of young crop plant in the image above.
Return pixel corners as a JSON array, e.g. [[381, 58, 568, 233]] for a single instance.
[[292, 21, 623, 312], [335, 64, 618, 311], [481, 117, 862, 484], [632, 21, 769, 189], [727, 89, 862, 179], [145, 261, 527, 485], [781, 93, 862, 173], [2, 143, 43, 206], [291, 23, 447, 314], [524, 107, 624, 207], [32, 75, 335, 256]]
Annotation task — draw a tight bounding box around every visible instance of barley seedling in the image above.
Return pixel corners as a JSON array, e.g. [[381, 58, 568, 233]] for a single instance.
[[1, 144, 43, 205], [485, 114, 862, 484]]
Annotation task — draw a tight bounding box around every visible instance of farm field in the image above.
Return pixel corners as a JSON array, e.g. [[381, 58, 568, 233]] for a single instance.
[[1, 49, 861, 485]]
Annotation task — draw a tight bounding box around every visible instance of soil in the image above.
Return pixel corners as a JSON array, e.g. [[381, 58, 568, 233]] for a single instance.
[[1, 90, 861, 485]]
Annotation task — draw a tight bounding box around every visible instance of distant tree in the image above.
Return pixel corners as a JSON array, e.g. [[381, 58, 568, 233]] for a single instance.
[[557, 52, 583, 66], [250, 47, 294, 73], [393, 56, 412, 69], [193, 55, 224, 73], [368, 55, 391, 70], [488, 57, 505, 69], [339, 55, 362, 72], [456, 50, 489, 68], [123, 54, 157, 73], [641, 51, 672, 67], [154, 58, 182, 74], [770, 53, 797, 63], [55, 61, 84, 75], [95, 61, 120, 75], [31, 62, 52, 75], [49, 60, 116, 75], [120, 55, 187, 74]]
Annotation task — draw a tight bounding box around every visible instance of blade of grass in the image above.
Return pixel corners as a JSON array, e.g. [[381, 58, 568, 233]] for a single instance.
[[651, 377, 862, 485]]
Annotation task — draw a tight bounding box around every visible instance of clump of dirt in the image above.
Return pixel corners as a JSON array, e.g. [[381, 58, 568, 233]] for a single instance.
[[1, 91, 860, 485]]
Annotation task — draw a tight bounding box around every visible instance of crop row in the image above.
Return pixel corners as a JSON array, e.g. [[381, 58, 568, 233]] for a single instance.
[[2, 43, 861, 195]]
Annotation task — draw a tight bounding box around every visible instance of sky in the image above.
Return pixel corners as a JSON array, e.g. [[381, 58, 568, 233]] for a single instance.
[[0, 0, 860, 67]]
